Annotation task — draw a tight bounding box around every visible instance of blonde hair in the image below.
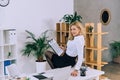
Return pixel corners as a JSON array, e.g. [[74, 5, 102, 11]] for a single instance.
[[68, 21, 85, 40]]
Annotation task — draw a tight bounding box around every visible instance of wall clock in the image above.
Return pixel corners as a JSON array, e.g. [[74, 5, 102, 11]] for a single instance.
[[0, 0, 10, 7]]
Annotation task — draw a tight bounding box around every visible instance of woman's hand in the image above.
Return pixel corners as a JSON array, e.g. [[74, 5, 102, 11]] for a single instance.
[[71, 70, 78, 77], [60, 45, 66, 51], [59, 45, 66, 56]]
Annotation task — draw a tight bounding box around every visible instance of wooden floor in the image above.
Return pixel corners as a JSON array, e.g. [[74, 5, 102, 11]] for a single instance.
[[102, 62, 120, 80]]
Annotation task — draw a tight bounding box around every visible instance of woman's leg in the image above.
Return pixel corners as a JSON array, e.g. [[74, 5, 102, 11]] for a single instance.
[[45, 51, 55, 69], [45, 51, 76, 69], [51, 53, 76, 68]]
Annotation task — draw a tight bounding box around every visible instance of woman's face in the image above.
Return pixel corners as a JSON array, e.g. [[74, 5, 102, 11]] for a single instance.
[[70, 25, 81, 37]]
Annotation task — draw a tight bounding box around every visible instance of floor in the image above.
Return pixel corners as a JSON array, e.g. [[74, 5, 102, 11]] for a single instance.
[[102, 62, 120, 80]]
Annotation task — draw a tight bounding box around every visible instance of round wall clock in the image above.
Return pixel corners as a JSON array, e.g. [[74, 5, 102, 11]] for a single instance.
[[0, 0, 10, 7]]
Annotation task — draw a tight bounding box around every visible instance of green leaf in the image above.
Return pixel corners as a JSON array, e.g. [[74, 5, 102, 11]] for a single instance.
[[109, 41, 120, 58], [60, 11, 82, 24]]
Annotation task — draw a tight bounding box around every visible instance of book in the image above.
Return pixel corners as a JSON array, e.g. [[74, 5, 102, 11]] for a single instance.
[[4, 60, 11, 75], [48, 39, 64, 56], [33, 74, 47, 79], [4, 60, 16, 75], [33, 73, 53, 80]]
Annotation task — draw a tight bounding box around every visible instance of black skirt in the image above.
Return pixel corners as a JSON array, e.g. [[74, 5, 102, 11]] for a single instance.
[[51, 53, 76, 68]]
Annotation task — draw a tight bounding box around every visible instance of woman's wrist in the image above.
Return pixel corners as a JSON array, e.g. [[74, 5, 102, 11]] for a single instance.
[[74, 69, 78, 72]]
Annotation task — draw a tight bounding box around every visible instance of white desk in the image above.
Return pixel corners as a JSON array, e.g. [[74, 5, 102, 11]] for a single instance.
[[68, 68, 104, 80], [28, 67, 104, 80]]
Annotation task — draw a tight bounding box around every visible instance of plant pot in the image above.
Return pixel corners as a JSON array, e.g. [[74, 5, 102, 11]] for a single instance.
[[88, 30, 93, 33], [36, 61, 47, 73], [113, 56, 120, 63]]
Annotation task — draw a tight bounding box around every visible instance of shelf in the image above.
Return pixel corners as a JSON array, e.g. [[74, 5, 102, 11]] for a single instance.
[[57, 31, 69, 33], [0, 28, 16, 30], [0, 62, 4, 77], [56, 31, 61, 32], [85, 47, 108, 51], [0, 48, 3, 61], [4, 43, 16, 46], [85, 23, 108, 70], [5, 58, 17, 61], [0, 28, 17, 79], [0, 60, 4, 62], [61, 31, 69, 32], [86, 32, 108, 35], [0, 44, 15, 46], [85, 61, 108, 66], [56, 23, 69, 46]]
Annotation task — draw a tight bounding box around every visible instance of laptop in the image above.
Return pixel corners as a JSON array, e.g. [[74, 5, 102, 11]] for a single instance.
[[44, 66, 71, 80]]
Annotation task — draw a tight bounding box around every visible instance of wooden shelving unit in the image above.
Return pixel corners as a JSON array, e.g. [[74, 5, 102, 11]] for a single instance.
[[85, 23, 108, 70], [56, 22, 69, 46], [56, 22, 108, 70]]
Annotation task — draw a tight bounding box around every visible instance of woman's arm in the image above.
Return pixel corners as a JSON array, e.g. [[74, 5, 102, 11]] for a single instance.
[[71, 36, 85, 76], [74, 37, 84, 70]]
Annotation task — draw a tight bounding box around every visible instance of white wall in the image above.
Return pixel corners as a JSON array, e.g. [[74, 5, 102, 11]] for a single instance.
[[74, 0, 120, 62], [0, 0, 73, 73]]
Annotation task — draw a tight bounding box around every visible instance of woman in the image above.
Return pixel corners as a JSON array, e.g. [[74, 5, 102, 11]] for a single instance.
[[45, 21, 85, 76]]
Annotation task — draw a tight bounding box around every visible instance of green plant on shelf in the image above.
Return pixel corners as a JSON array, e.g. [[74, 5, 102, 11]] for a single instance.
[[88, 26, 93, 33], [88, 26, 93, 37], [59, 11, 82, 24], [7, 52, 11, 58]]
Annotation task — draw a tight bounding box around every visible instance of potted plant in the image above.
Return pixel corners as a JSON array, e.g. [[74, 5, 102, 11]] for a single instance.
[[88, 26, 93, 33], [21, 30, 50, 72], [88, 25, 93, 37], [59, 11, 82, 24], [7, 52, 11, 58], [109, 41, 120, 63]]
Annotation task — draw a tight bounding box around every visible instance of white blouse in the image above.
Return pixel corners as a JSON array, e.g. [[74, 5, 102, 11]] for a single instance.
[[66, 35, 85, 70]]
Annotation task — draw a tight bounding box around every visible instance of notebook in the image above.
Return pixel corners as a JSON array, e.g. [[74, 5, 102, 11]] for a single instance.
[[48, 39, 64, 56], [33, 74, 47, 79]]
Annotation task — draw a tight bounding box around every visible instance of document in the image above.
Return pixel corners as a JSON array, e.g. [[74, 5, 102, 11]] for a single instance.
[[48, 39, 63, 56]]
